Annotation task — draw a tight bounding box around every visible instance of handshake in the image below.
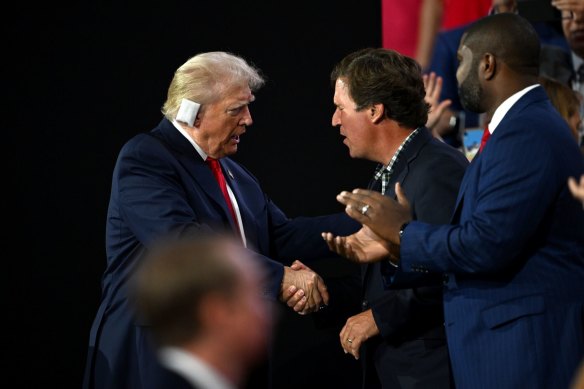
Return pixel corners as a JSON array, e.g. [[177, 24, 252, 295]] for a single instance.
[[279, 260, 329, 315]]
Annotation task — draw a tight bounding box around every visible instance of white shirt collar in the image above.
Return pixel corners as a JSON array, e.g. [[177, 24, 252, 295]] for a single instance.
[[158, 347, 236, 389], [488, 84, 540, 133], [172, 119, 208, 161]]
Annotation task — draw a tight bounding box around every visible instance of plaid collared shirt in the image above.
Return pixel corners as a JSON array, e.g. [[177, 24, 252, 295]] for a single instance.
[[372, 127, 420, 195]]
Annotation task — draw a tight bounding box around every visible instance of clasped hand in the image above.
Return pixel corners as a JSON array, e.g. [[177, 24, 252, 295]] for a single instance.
[[279, 260, 329, 315]]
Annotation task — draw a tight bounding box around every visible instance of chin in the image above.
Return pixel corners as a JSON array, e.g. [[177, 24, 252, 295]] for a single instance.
[[223, 147, 238, 156]]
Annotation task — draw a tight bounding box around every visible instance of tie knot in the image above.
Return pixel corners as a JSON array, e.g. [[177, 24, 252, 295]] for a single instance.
[[206, 157, 220, 169]]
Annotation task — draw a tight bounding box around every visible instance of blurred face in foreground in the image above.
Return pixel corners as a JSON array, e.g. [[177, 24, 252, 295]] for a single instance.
[[212, 244, 273, 366]]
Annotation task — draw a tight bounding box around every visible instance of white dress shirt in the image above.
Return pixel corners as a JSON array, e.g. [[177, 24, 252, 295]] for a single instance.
[[158, 347, 236, 389]]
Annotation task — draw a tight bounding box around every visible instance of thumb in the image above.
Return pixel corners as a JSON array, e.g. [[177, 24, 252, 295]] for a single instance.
[[291, 259, 308, 270], [395, 182, 410, 208]]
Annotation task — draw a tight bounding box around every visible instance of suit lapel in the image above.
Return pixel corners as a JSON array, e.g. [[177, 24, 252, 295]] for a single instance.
[[151, 119, 235, 223], [363, 128, 432, 281], [450, 86, 548, 222]]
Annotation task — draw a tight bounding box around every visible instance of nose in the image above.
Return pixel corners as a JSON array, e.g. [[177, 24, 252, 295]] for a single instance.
[[332, 109, 341, 127], [240, 106, 253, 126]]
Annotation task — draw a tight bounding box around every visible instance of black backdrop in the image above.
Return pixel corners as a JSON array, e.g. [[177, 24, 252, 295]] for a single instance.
[[7, 1, 381, 387]]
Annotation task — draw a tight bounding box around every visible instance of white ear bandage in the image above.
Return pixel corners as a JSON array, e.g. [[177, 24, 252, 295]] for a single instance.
[[176, 98, 201, 127]]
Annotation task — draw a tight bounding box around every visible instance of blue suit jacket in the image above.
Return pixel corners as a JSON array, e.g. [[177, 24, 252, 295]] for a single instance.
[[83, 118, 359, 389], [392, 86, 584, 388]]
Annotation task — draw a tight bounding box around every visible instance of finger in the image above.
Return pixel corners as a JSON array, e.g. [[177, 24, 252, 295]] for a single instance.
[[428, 75, 440, 98], [309, 285, 323, 309], [336, 190, 365, 207], [292, 295, 308, 312], [352, 343, 360, 360], [436, 99, 452, 112], [333, 236, 356, 262], [395, 182, 410, 208], [342, 241, 360, 263], [290, 259, 308, 271], [327, 236, 348, 257], [293, 259, 310, 271], [324, 233, 343, 255], [333, 236, 350, 256], [337, 189, 381, 205], [317, 277, 330, 305], [339, 326, 350, 354], [351, 189, 392, 208], [280, 285, 297, 302], [287, 289, 305, 308], [344, 204, 369, 224]]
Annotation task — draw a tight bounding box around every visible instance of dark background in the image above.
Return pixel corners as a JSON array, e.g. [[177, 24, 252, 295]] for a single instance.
[[7, 1, 381, 387]]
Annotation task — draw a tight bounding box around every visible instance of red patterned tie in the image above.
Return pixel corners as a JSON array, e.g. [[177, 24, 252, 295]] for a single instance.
[[206, 157, 241, 235], [479, 124, 491, 153]]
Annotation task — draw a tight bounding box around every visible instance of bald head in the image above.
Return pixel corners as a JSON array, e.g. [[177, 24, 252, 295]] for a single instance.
[[462, 13, 540, 76]]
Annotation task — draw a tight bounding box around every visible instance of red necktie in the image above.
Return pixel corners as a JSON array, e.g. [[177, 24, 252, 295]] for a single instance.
[[479, 124, 491, 153], [206, 157, 241, 235]]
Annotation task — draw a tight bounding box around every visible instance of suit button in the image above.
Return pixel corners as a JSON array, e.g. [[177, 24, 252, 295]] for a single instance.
[[361, 300, 369, 310]]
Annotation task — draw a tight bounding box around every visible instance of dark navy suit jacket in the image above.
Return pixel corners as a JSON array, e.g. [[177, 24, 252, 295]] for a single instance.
[[391, 86, 584, 388], [82, 118, 359, 389], [362, 128, 468, 389]]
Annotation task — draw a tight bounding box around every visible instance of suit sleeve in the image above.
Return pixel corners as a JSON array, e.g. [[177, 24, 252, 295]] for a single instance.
[[400, 115, 579, 274]]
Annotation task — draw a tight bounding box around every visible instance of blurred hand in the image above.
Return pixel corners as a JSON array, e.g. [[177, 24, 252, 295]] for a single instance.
[[322, 226, 393, 264], [339, 309, 379, 360], [551, 0, 584, 15], [335, 183, 412, 248], [423, 72, 452, 130], [568, 174, 584, 205], [279, 260, 329, 315]]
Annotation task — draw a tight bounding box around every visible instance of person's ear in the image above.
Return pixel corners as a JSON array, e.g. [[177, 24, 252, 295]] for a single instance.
[[483, 53, 496, 81], [370, 103, 385, 123]]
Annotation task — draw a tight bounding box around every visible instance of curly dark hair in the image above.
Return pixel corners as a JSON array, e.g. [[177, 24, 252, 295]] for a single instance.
[[330, 48, 429, 129]]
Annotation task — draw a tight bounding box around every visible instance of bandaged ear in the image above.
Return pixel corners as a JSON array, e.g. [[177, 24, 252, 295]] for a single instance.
[[176, 98, 201, 127]]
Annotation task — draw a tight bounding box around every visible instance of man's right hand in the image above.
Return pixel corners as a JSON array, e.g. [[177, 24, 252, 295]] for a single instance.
[[279, 261, 329, 315]]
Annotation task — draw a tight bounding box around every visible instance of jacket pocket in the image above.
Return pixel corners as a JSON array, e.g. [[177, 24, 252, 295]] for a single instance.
[[481, 294, 545, 330]]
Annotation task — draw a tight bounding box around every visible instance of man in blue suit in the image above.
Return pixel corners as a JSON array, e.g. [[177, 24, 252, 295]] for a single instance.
[[82, 51, 359, 389], [325, 13, 584, 389], [427, 0, 571, 148]]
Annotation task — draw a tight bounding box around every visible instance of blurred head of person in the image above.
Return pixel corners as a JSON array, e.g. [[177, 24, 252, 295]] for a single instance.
[[489, 0, 517, 15], [162, 52, 265, 159], [330, 48, 429, 164], [561, 6, 584, 58], [539, 75, 583, 143], [130, 234, 273, 385]]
